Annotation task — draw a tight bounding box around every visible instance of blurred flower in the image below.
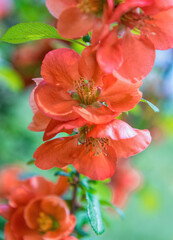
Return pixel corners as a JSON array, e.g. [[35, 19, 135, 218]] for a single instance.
[[0, 166, 23, 199], [0, 175, 75, 240], [110, 158, 142, 208], [0, 0, 13, 19]]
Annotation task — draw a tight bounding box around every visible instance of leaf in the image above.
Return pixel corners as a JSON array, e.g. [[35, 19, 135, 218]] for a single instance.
[[100, 200, 125, 220], [27, 159, 35, 165], [1, 22, 62, 44], [86, 192, 105, 235], [140, 98, 159, 113]]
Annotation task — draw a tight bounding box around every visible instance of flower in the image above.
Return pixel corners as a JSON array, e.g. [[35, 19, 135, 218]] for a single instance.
[[96, 0, 173, 80], [33, 48, 142, 138], [46, 0, 114, 38], [0, 0, 13, 19], [34, 119, 151, 180], [110, 158, 142, 208], [0, 175, 75, 240], [0, 166, 23, 199]]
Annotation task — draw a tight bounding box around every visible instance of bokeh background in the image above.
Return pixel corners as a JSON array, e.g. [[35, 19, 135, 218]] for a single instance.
[[0, 0, 173, 239]]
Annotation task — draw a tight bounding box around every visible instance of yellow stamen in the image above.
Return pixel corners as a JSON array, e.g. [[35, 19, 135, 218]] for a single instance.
[[78, 0, 104, 14], [37, 212, 54, 233]]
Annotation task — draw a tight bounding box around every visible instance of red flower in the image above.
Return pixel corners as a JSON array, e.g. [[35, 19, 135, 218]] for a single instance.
[[46, 0, 114, 39], [33, 48, 142, 136], [110, 158, 142, 208], [34, 119, 151, 180], [0, 176, 75, 240], [0, 166, 23, 199], [96, 0, 173, 80]]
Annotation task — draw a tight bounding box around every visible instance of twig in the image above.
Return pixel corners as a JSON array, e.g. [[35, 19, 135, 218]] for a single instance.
[[71, 172, 80, 214]]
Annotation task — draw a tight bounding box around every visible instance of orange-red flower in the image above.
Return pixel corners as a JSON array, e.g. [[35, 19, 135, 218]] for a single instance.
[[110, 158, 142, 208], [32, 48, 142, 136], [96, 0, 173, 80], [46, 0, 114, 39], [0, 166, 23, 200], [0, 175, 75, 240], [34, 119, 151, 180]]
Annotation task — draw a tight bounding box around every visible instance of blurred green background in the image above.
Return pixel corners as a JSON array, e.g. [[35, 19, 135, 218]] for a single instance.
[[0, 0, 173, 239]]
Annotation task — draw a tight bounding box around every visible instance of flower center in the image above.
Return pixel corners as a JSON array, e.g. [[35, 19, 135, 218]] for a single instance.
[[121, 8, 154, 36], [37, 212, 59, 233], [78, 0, 104, 14], [73, 77, 100, 105], [85, 137, 109, 155]]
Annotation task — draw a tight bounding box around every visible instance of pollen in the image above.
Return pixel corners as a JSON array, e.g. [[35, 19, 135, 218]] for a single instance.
[[85, 137, 109, 155], [37, 212, 54, 233], [78, 0, 104, 14], [73, 77, 100, 105]]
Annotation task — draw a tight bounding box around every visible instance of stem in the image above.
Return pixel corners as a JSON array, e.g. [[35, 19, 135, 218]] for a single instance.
[[71, 172, 80, 214], [69, 39, 88, 47]]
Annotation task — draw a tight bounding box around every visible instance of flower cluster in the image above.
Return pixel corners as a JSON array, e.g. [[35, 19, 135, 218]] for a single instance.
[[28, 0, 173, 180], [0, 167, 77, 240]]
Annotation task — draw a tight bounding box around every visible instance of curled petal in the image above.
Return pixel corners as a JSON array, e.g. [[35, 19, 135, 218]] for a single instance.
[[110, 129, 152, 158], [35, 83, 79, 121], [88, 119, 137, 140]]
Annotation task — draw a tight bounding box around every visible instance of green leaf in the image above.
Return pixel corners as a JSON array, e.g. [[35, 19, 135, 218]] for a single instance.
[[140, 98, 159, 113], [1, 22, 62, 44], [27, 159, 35, 165], [100, 200, 125, 220], [86, 192, 105, 235]]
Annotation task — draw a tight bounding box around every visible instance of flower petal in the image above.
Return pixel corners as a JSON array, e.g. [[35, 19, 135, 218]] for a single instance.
[[146, 8, 173, 50], [117, 31, 155, 81], [46, 0, 76, 18], [43, 118, 86, 141], [34, 137, 79, 170], [58, 7, 95, 39], [35, 83, 79, 121], [110, 129, 151, 158], [73, 145, 117, 180], [79, 46, 104, 85], [88, 119, 137, 140], [100, 74, 142, 112], [41, 48, 80, 89], [73, 105, 118, 124], [97, 30, 123, 73]]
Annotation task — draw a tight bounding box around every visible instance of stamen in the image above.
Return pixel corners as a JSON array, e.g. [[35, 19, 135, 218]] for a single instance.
[[73, 77, 99, 105], [121, 9, 155, 37], [85, 137, 109, 156], [37, 212, 58, 233], [78, 0, 104, 14]]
